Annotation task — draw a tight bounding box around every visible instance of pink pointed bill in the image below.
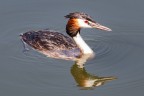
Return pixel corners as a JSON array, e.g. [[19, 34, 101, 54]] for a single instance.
[[91, 23, 112, 31]]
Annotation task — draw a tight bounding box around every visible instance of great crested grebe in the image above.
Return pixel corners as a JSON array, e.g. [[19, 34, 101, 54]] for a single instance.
[[20, 12, 112, 60]]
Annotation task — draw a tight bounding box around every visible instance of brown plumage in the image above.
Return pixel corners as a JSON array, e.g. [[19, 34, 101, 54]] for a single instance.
[[66, 19, 80, 37], [20, 12, 112, 61], [21, 30, 82, 60]]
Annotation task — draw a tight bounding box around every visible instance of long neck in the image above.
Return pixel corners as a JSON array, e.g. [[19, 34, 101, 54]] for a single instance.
[[73, 33, 93, 54]]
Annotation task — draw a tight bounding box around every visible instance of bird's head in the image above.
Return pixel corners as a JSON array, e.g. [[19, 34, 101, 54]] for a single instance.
[[65, 12, 112, 37]]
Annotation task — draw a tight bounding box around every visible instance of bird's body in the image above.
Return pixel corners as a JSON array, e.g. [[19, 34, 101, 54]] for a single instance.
[[20, 12, 112, 60], [21, 30, 81, 60]]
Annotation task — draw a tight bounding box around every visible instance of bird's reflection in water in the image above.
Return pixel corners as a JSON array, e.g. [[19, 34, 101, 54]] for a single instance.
[[71, 54, 117, 89]]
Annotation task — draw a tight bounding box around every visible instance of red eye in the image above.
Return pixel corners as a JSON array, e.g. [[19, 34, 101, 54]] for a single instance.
[[85, 20, 88, 23]]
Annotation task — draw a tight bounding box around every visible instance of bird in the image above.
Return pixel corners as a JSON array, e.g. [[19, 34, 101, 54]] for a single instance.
[[20, 12, 112, 60]]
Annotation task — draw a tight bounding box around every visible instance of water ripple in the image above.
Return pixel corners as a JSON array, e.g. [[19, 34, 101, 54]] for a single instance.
[[86, 33, 144, 89]]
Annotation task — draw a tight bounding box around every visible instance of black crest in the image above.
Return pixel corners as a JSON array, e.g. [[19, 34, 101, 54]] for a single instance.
[[65, 12, 96, 23]]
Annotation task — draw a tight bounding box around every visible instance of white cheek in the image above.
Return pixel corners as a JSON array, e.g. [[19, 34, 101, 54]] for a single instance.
[[77, 19, 92, 28], [84, 80, 96, 87]]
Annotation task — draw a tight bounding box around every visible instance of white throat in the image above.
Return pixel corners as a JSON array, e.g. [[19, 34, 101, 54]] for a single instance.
[[73, 33, 93, 54]]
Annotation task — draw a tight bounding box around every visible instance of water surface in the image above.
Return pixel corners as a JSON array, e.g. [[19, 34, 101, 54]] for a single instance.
[[0, 0, 144, 96]]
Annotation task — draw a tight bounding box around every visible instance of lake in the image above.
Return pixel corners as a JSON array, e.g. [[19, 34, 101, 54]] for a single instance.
[[0, 0, 144, 96]]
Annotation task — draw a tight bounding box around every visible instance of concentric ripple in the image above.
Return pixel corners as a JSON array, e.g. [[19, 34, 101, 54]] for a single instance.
[[85, 32, 144, 89]]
